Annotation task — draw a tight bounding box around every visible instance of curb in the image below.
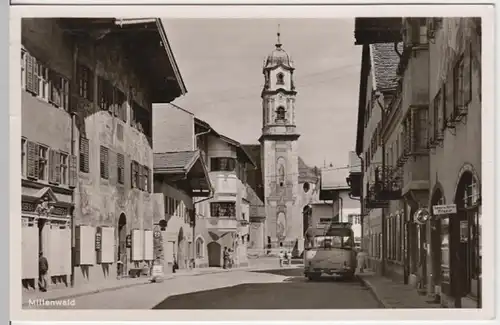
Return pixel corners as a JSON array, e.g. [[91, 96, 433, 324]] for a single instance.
[[356, 274, 390, 309], [22, 266, 259, 306]]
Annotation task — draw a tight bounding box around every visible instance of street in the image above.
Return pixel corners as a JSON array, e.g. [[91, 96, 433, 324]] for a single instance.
[[26, 265, 382, 309], [153, 268, 382, 309]]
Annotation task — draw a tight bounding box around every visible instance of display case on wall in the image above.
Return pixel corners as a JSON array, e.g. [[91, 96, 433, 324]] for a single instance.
[[144, 229, 154, 261], [75, 225, 96, 265], [96, 226, 115, 264], [131, 229, 144, 261]]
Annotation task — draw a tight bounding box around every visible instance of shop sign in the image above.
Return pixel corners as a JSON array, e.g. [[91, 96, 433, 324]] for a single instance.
[[460, 220, 468, 243], [95, 231, 102, 251], [432, 204, 457, 215]]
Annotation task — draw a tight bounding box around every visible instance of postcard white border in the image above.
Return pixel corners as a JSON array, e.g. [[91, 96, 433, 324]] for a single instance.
[[9, 2, 496, 323]]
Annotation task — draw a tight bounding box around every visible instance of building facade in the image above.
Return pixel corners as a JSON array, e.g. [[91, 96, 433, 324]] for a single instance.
[[426, 18, 482, 308], [152, 103, 255, 268], [21, 18, 186, 291], [153, 150, 212, 272], [351, 17, 482, 308]]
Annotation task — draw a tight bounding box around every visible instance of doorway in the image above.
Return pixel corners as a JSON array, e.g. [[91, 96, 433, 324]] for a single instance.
[[117, 213, 127, 277], [207, 241, 221, 267]]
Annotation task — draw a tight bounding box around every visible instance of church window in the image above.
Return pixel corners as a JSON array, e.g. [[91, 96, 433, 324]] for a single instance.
[[303, 182, 310, 193], [276, 72, 285, 85], [279, 165, 285, 186], [276, 106, 286, 121]]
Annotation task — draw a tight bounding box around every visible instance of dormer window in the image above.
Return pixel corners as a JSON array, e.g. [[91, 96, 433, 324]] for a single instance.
[[276, 106, 286, 121], [276, 72, 285, 85]]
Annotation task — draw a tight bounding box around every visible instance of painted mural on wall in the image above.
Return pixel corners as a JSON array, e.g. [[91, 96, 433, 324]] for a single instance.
[[276, 211, 287, 240]]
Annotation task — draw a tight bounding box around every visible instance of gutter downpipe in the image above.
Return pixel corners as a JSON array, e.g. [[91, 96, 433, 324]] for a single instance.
[[377, 94, 387, 277], [69, 42, 79, 288], [356, 153, 365, 251]]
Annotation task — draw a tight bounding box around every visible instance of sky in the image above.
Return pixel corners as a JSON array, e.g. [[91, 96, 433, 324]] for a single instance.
[[162, 18, 362, 169]]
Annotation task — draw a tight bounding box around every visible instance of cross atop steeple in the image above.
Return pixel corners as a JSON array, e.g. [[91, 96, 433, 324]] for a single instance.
[[276, 23, 282, 48]]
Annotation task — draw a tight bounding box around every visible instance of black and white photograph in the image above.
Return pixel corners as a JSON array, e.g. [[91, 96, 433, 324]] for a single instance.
[[10, 3, 495, 322]]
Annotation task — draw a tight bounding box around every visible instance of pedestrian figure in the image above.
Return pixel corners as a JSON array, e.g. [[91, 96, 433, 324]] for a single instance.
[[228, 249, 233, 269], [38, 251, 49, 292], [356, 248, 367, 273], [173, 253, 179, 273], [223, 247, 229, 269], [278, 250, 284, 267], [286, 249, 292, 266]]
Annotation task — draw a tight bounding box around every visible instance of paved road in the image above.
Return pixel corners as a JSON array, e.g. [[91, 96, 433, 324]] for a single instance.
[[153, 268, 383, 309]]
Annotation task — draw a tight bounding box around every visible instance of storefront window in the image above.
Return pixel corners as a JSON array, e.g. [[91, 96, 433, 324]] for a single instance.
[[440, 216, 450, 284]]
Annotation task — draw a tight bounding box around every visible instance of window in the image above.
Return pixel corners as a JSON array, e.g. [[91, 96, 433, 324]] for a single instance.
[[114, 88, 127, 122], [98, 77, 114, 112], [276, 106, 286, 121], [21, 138, 26, 177], [276, 72, 284, 85], [195, 237, 204, 258], [210, 157, 236, 172], [210, 202, 236, 218], [100, 146, 109, 179], [38, 145, 48, 181], [278, 165, 285, 186], [79, 137, 90, 173], [48, 71, 70, 111], [144, 166, 150, 192], [59, 152, 68, 185], [36, 62, 49, 101], [77, 64, 93, 101], [131, 161, 139, 188], [117, 153, 125, 184]]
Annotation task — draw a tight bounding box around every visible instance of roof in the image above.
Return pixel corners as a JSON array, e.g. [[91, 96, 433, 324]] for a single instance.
[[298, 157, 319, 184], [370, 43, 403, 91], [354, 18, 403, 45], [320, 168, 350, 191], [154, 151, 199, 173], [194, 118, 257, 168], [246, 184, 266, 218]]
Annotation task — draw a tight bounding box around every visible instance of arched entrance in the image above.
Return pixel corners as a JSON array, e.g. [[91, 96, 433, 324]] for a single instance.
[[117, 213, 127, 277], [177, 227, 185, 269], [430, 186, 445, 295], [451, 170, 481, 307], [207, 242, 221, 267]]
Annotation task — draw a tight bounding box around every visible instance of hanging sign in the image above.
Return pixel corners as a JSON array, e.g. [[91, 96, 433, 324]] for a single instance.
[[433, 204, 457, 215]]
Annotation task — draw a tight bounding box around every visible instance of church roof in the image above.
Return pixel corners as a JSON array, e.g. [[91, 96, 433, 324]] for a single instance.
[[263, 31, 293, 70]]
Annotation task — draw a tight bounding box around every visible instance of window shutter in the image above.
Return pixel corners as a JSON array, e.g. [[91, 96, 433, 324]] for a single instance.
[[48, 149, 55, 183], [131, 161, 135, 188], [32, 61, 40, 96], [139, 165, 145, 190], [463, 42, 472, 107], [445, 71, 454, 122], [25, 53, 35, 94], [147, 168, 151, 193], [26, 141, 39, 179], [79, 137, 90, 173], [55, 151, 61, 184], [109, 151, 117, 185], [69, 155, 77, 188]]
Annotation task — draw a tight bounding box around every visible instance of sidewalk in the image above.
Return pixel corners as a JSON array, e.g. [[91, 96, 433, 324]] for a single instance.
[[22, 258, 292, 306], [22, 266, 233, 306], [357, 270, 442, 309]]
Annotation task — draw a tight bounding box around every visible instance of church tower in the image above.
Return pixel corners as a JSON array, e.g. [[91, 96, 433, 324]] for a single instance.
[[259, 28, 303, 253]]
